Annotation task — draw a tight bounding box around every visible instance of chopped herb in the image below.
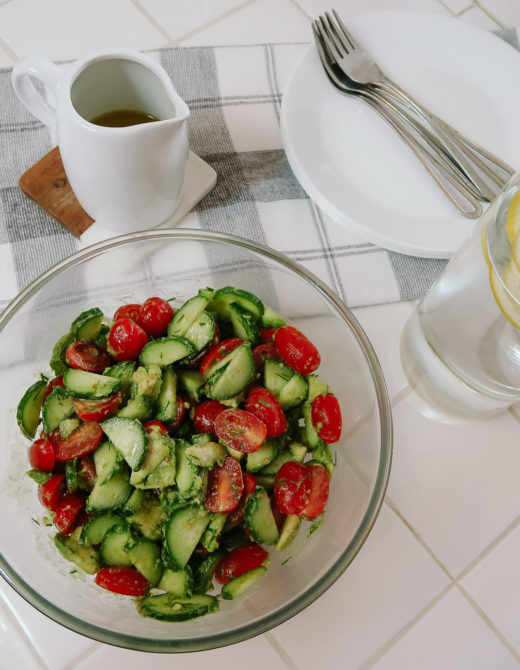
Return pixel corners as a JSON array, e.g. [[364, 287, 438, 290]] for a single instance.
[[308, 514, 325, 537], [31, 518, 40, 525], [69, 569, 78, 574], [281, 556, 292, 566], [258, 399, 271, 407]]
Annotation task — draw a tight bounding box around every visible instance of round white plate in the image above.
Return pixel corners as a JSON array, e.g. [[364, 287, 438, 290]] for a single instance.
[[281, 11, 520, 258]]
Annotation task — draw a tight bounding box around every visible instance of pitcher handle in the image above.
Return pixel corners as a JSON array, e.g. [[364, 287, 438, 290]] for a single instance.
[[11, 57, 62, 131]]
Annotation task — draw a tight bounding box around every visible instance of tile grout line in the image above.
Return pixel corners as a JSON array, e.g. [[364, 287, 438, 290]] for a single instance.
[[0, 597, 50, 670], [0, 34, 17, 61], [61, 640, 103, 670], [129, 0, 176, 43], [456, 583, 520, 663], [359, 583, 455, 670], [264, 631, 300, 670]]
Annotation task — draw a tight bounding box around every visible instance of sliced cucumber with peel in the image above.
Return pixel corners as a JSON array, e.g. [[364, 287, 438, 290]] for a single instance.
[[17, 379, 47, 439], [101, 417, 147, 471], [63, 368, 121, 399]]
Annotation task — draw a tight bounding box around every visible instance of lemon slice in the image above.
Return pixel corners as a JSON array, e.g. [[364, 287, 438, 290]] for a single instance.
[[506, 190, 520, 245], [489, 260, 520, 329]]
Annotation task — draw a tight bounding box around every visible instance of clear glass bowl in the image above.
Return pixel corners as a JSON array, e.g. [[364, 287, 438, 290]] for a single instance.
[[0, 230, 392, 652]]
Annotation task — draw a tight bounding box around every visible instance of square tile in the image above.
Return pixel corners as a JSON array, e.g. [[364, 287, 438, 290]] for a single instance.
[[270, 504, 450, 670], [461, 522, 520, 655], [388, 392, 520, 577], [215, 46, 272, 98], [481, 0, 520, 27], [459, 6, 501, 29], [221, 103, 281, 153], [0, 599, 44, 670], [294, 0, 452, 20], [438, 0, 473, 13], [0, 0, 167, 60], [371, 587, 519, 670]]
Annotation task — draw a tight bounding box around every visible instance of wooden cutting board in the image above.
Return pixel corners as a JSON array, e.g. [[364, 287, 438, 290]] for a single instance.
[[19, 146, 94, 237]]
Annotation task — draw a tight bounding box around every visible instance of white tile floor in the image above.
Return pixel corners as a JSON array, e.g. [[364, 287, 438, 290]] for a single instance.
[[1, 0, 520, 668]]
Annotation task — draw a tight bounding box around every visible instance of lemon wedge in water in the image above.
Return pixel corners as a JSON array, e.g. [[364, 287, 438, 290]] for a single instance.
[[506, 190, 520, 244]]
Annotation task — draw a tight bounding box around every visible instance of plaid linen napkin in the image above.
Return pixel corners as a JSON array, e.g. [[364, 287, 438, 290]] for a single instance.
[[0, 29, 518, 313]]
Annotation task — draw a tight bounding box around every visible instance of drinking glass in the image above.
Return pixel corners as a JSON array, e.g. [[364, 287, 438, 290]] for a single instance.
[[401, 173, 520, 416]]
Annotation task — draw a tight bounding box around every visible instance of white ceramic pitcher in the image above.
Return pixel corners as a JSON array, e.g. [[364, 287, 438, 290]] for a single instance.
[[12, 48, 190, 233]]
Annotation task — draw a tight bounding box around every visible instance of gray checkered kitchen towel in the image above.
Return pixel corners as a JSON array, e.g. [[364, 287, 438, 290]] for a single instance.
[[0, 31, 519, 313]]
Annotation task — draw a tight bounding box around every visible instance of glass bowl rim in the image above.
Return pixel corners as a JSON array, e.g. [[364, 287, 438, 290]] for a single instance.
[[0, 228, 392, 653]]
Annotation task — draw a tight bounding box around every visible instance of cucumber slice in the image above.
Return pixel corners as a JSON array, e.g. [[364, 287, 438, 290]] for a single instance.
[[261, 305, 286, 329], [259, 450, 294, 475], [221, 566, 266, 600], [288, 441, 307, 463], [120, 488, 144, 517], [300, 402, 321, 450], [140, 593, 218, 621], [277, 373, 308, 409], [93, 440, 123, 485], [100, 523, 133, 566], [71, 307, 104, 341], [54, 532, 100, 575], [167, 295, 209, 337], [49, 332, 74, 376], [126, 538, 162, 586], [158, 567, 193, 598], [17, 379, 47, 439], [130, 432, 176, 489], [42, 387, 74, 434], [127, 493, 167, 541], [246, 439, 279, 473], [80, 513, 126, 547], [177, 369, 205, 402], [205, 342, 255, 400], [86, 465, 132, 513], [209, 286, 264, 321], [200, 513, 226, 552], [116, 394, 153, 421], [175, 440, 204, 499], [275, 514, 301, 551], [253, 474, 274, 492], [163, 505, 211, 570], [155, 366, 178, 422], [264, 359, 294, 397], [306, 374, 330, 402], [103, 361, 135, 395], [229, 302, 260, 342], [185, 441, 226, 469], [183, 310, 215, 354], [131, 365, 162, 400], [244, 486, 279, 545], [139, 337, 194, 367], [65, 458, 78, 491], [59, 416, 79, 438], [63, 369, 121, 399], [101, 417, 147, 471], [192, 551, 224, 594]]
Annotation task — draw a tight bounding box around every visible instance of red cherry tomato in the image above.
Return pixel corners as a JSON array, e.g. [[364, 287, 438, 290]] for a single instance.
[[28, 437, 55, 471], [43, 376, 65, 401], [95, 566, 149, 597], [228, 471, 257, 524], [259, 328, 276, 343], [274, 326, 320, 375], [143, 420, 168, 435], [200, 338, 245, 378], [214, 409, 267, 453], [252, 343, 280, 372], [114, 303, 142, 322], [311, 393, 342, 443], [38, 473, 66, 511], [301, 463, 330, 519], [49, 421, 104, 462], [215, 544, 269, 584], [73, 392, 123, 421], [193, 400, 226, 436], [245, 387, 287, 438], [164, 396, 186, 433], [53, 492, 86, 535], [274, 461, 312, 515], [136, 297, 174, 337], [205, 456, 244, 513], [107, 318, 148, 361], [78, 455, 97, 489], [66, 341, 112, 373]]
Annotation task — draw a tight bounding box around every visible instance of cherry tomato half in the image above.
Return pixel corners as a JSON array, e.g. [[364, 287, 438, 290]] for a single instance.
[[205, 456, 244, 513], [53, 492, 86, 535], [228, 471, 257, 524], [107, 318, 148, 362], [259, 328, 276, 343], [214, 409, 267, 453], [193, 400, 226, 436], [77, 455, 97, 490], [136, 297, 174, 337], [66, 341, 112, 373], [245, 387, 287, 438], [73, 392, 123, 422], [311, 393, 342, 443], [114, 303, 142, 322], [200, 338, 244, 378], [274, 460, 312, 515], [252, 343, 280, 372], [38, 473, 66, 511], [143, 420, 168, 435], [215, 544, 268, 584], [301, 462, 330, 520], [28, 437, 55, 471], [274, 326, 320, 375], [95, 566, 149, 597], [50, 421, 104, 462]]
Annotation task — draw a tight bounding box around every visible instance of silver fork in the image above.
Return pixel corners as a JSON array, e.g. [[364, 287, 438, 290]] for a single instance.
[[319, 9, 515, 201], [312, 23, 482, 218]]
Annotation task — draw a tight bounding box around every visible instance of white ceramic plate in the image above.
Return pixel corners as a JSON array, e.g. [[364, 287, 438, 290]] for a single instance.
[[281, 11, 520, 258]]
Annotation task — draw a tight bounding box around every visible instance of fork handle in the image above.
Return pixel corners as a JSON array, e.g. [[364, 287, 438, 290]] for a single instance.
[[364, 95, 482, 219], [376, 78, 515, 200]]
